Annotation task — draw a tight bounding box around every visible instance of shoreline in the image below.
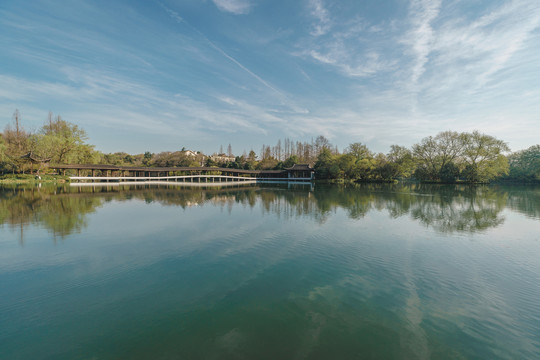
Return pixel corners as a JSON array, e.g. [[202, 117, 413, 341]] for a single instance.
[[0, 174, 69, 184], [1, 173, 539, 186]]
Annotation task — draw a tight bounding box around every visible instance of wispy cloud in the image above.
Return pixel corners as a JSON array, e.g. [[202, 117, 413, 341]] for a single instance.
[[212, 0, 252, 15], [396, 0, 540, 124], [308, 0, 331, 36], [0, 69, 301, 150], [430, 0, 540, 88], [308, 48, 392, 78], [402, 0, 441, 87], [1, 0, 539, 154], [299, 5, 393, 78], [162, 5, 285, 97]]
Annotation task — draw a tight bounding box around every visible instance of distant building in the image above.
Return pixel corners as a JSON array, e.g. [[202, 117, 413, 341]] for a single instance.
[[285, 164, 315, 180], [182, 150, 199, 158], [210, 154, 235, 163]]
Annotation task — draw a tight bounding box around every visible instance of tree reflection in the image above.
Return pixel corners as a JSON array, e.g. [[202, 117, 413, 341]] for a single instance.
[[310, 183, 509, 233], [1, 182, 538, 243], [406, 185, 507, 233], [0, 185, 104, 242], [502, 185, 540, 219]]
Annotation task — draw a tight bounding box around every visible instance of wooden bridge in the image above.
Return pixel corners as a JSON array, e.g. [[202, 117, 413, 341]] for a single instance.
[[51, 164, 314, 185]]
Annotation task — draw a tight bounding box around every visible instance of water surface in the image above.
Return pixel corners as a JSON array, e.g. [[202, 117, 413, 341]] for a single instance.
[[1, 183, 539, 359]]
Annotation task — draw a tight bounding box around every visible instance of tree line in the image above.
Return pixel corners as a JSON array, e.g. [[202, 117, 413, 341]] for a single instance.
[[1, 110, 539, 183]]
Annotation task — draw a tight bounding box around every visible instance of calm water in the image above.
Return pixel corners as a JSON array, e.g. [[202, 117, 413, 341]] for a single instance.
[[1, 183, 539, 359]]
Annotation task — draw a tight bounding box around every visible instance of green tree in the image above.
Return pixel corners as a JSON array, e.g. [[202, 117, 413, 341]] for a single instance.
[[461, 131, 509, 182], [507, 145, 540, 181], [36, 115, 91, 164], [243, 150, 258, 170], [256, 157, 278, 170], [283, 155, 299, 168], [371, 153, 395, 181], [355, 157, 377, 180], [387, 145, 416, 179], [0, 134, 8, 172], [0, 134, 6, 161], [439, 162, 460, 182], [337, 153, 356, 179], [143, 151, 153, 166], [345, 142, 372, 160], [314, 147, 336, 179], [205, 157, 218, 167], [343, 142, 377, 180], [413, 131, 465, 181]]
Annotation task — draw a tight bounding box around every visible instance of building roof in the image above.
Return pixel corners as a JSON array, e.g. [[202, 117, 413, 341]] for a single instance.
[[20, 152, 51, 163]]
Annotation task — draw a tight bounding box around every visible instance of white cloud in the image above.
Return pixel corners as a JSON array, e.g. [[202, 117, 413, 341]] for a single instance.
[[402, 0, 442, 87], [0, 70, 300, 149], [297, 2, 395, 78], [308, 0, 331, 36], [430, 0, 540, 88], [397, 0, 540, 124], [212, 0, 252, 15], [308, 49, 391, 77]]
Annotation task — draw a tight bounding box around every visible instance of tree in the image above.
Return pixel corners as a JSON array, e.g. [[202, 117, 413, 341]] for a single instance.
[[244, 150, 258, 170], [276, 139, 282, 160], [0, 134, 5, 161], [439, 161, 460, 182], [461, 131, 509, 182], [412, 131, 465, 181], [247, 150, 257, 162], [340, 143, 376, 180], [3, 109, 31, 172], [143, 151, 153, 165], [283, 155, 299, 168], [4, 109, 30, 156], [387, 145, 416, 179], [507, 145, 540, 181], [0, 134, 9, 172], [314, 135, 331, 156], [37, 115, 90, 164], [314, 147, 335, 179], [345, 142, 372, 160], [337, 153, 357, 179]]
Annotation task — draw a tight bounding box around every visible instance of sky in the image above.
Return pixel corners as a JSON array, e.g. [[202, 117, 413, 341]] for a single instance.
[[1, 0, 539, 155]]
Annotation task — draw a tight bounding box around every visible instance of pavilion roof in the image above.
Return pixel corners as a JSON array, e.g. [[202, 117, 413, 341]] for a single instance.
[[20, 152, 51, 163]]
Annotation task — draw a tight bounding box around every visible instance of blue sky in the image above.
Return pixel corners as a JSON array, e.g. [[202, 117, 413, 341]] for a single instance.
[[1, 0, 539, 155]]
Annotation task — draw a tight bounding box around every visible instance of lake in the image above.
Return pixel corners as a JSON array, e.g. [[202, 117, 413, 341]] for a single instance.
[[1, 183, 539, 359]]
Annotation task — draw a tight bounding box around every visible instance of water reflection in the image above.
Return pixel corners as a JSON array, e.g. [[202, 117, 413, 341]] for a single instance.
[[502, 184, 540, 219], [0, 185, 103, 242], [1, 183, 539, 359], [1, 183, 539, 241]]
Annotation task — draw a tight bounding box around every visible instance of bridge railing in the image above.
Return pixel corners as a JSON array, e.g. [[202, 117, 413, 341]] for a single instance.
[[69, 174, 312, 184]]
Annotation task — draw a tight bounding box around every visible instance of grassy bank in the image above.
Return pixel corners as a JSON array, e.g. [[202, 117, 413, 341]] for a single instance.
[[0, 174, 70, 184]]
